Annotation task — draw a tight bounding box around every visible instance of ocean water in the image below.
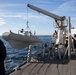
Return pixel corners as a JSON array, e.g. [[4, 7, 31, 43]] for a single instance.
[[0, 35, 52, 73]]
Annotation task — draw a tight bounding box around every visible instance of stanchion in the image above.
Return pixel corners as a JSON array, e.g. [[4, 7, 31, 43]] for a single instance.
[[27, 45, 32, 63]]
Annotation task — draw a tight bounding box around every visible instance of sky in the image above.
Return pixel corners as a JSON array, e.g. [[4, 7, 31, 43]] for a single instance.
[[0, 0, 76, 35]]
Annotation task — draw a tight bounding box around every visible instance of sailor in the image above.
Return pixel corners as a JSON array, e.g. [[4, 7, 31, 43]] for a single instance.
[[52, 30, 58, 45], [29, 31, 32, 36], [53, 30, 58, 38], [0, 40, 6, 75], [72, 34, 76, 48], [64, 35, 68, 47]]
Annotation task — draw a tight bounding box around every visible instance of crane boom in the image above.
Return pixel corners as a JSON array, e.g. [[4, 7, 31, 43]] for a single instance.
[[27, 4, 65, 21], [27, 4, 67, 45]]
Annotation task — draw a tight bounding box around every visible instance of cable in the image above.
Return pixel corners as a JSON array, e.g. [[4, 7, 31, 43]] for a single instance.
[[26, 7, 29, 28]]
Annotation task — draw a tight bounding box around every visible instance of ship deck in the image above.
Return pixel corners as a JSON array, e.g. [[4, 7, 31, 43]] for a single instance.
[[9, 53, 76, 75]]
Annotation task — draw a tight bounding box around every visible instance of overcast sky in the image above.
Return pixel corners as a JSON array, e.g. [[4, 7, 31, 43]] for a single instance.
[[0, 0, 76, 35]]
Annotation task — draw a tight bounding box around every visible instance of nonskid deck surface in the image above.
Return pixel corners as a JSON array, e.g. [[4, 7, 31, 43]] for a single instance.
[[9, 49, 76, 75], [9, 59, 76, 75]]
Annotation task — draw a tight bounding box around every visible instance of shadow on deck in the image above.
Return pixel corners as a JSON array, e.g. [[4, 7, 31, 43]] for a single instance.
[[8, 51, 76, 75]]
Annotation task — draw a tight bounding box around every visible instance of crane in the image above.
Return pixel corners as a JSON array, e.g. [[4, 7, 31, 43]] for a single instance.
[[27, 4, 67, 44], [27, 4, 66, 29]]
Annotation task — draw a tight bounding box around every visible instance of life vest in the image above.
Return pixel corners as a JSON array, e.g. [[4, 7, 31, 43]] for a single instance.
[[64, 35, 68, 47]]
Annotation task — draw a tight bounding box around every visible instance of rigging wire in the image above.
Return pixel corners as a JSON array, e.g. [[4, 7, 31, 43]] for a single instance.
[[25, 7, 30, 30], [25, 7, 33, 34], [26, 7, 29, 28]]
